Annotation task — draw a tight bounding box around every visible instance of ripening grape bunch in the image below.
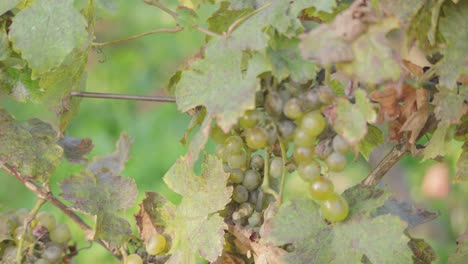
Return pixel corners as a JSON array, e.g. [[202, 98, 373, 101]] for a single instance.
[[0, 209, 73, 264], [213, 75, 351, 229]]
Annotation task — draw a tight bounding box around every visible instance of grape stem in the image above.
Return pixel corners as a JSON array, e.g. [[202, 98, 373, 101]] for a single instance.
[[0, 163, 121, 260], [15, 198, 46, 264], [278, 139, 287, 204], [144, 0, 178, 20], [260, 147, 280, 201], [92, 26, 183, 47], [361, 143, 409, 186]]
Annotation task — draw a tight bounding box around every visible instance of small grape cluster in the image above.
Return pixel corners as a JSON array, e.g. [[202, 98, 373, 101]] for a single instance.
[[214, 79, 352, 226], [0, 209, 73, 264], [125, 233, 168, 264]]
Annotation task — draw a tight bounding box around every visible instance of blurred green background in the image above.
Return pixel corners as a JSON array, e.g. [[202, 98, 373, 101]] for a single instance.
[[1, 0, 467, 263]]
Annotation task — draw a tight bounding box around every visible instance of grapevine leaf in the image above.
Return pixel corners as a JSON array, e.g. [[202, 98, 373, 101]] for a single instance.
[[437, 0, 468, 89], [226, 0, 257, 10], [176, 39, 267, 162], [408, 237, 438, 264], [207, 3, 252, 34], [228, 0, 335, 51], [0, 109, 63, 181], [135, 192, 175, 242], [57, 137, 94, 164], [176, 6, 198, 29], [378, 0, 425, 25], [374, 198, 438, 229], [0, 22, 10, 60], [266, 35, 317, 83], [8, 0, 88, 77], [406, 2, 439, 54], [149, 154, 232, 263], [59, 134, 137, 247], [433, 87, 465, 124], [357, 124, 384, 161], [422, 122, 451, 161], [342, 184, 391, 218], [39, 49, 88, 132], [0, 67, 40, 102], [337, 17, 402, 84], [454, 142, 467, 183], [264, 188, 412, 264], [448, 229, 468, 264], [355, 89, 377, 123], [0, 0, 20, 16]]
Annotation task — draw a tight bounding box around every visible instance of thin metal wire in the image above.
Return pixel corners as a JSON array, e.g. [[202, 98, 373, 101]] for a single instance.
[[70, 91, 176, 103]]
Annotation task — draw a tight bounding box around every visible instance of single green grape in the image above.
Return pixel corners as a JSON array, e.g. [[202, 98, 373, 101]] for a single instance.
[[250, 154, 264, 170], [248, 212, 262, 227], [293, 146, 315, 164], [224, 136, 244, 155], [278, 120, 296, 141], [35, 211, 56, 232], [269, 157, 283, 178], [214, 144, 226, 162], [303, 90, 322, 111], [309, 176, 334, 200], [227, 151, 248, 170], [239, 109, 262, 129], [243, 170, 261, 191], [49, 224, 71, 244], [229, 169, 244, 184], [332, 135, 350, 153], [146, 233, 167, 255], [297, 161, 321, 182], [265, 91, 283, 117], [233, 185, 249, 203], [283, 98, 304, 120], [238, 202, 254, 217], [294, 127, 316, 147], [245, 127, 268, 150], [300, 111, 326, 137], [42, 243, 63, 262], [211, 124, 229, 144], [320, 193, 349, 222], [126, 254, 143, 264], [326, 152, 347, 172]]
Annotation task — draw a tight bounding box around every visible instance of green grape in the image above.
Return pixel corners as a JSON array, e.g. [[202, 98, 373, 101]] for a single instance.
[[303, 90, 322, 111], [245, 127, 268, 150], [300, 111, 326, 137], [294, 127, 315, 147], [320, 193, 349, 222], [14, 208, 29, 225], [265, 91, 283, 117], [326, 152, 347, 172], [242, 170, 261, 191], [126, 254, 143, 264], [14, 226, 32, 241], [297, 161, 321, 182], [224, 136, 244, 155], [214, 144, 227, 162], [248, 212, 262, 227], [49, 224, 71, 244], [264, 123, 278, 145], [2, 246, 18, 261], [332, 135, 350, 153], [42, 243, 63, 262], [250, 154, 264, 170], [35, 211, 56, 232], [227, 151, 248, 170], [278, 120, 296, 141], [238, 202, 254, 217], [229, 169, 244, 184], [211, 124, 229, 144], [232, 185, 249, 203], [283, 98, 304, 120], [35, 258, 51, 264], [239, 109, 262, 129], [309, 176, 334, 200], [269, 157, 283, 179], [146, 233, 166, 255], [293, 146, 315, 164]]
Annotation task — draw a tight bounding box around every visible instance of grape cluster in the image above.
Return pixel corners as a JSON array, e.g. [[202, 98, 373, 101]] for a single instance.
[[125, 233, 167, 264], [0, 209, 74, 264], [214, 80, 352, 226]]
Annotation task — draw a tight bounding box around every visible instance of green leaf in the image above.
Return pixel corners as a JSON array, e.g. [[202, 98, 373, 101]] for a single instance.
[[207, 3, 252, 34], [266, 35, 317, 83], [378, 0, 425, 25], [408, 237, 438, 264], [175, 39, 267, 162], [0, 22, 10, 60], [0, 67, 40, 102], [59, 134, 137, 247], [342, 184, 390, 218], [433, 87, 465, 124], [437, 0, 468, 89], [39, 50, 88, 132], [57, 137, 94, 164], [228, 0, 334, 51], [357, 124, 384, 161], [0, 0, 20, 16], [8, 0, 88, 77], [448, 229, 468, 264], [0, 109, 63, 181], [337, 17, 402, 84], [374, 198, 438, 229], [264, 186, 412, 264], [407, 1, 440, 54], [176, 6, 198, 29], [422, 122, 451, 160], [454, 142, 467, 183], [329, 91, 377, 145], [143, 154, 232, 264]]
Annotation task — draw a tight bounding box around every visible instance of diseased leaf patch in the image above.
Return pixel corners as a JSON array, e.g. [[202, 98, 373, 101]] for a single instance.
[[0, 109, 63, 181], [59, 133, 137, 247], [58, 136, 94, 164]]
